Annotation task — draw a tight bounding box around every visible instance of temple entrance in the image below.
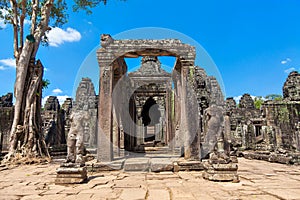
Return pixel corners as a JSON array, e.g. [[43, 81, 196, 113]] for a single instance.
[[97, 34, 197, 162], [141, 97, 161, 142]]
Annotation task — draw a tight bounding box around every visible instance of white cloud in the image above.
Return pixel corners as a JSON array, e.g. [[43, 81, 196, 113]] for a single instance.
[[0, 66, 5, 70], [46, 27, 81, 47], [233, 95, 242, 102], [281, 58, 292, 65], [52, 88, 63, 94], [57, 95, 70, 105], [0, 20, 6, 29], [0, 9, 8, 29], [284, 67, 296, 74], [0, 58, 16, 68]]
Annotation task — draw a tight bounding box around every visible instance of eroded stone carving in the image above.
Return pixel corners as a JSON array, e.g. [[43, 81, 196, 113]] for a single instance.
[[73, 78, 98, 149], [100, 34, 114, 48], [283, 71, 300, 100], [66, 110, 89, 163]]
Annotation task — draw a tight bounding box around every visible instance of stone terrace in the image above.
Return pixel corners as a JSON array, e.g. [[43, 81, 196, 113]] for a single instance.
[[0, 158, 300, 200]]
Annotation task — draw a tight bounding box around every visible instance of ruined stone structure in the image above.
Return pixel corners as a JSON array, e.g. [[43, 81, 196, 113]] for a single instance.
[[41, 96, 66, 146], [225, 94, 261, 150], [61, 98, 73, 140], [0, 93, 14, 156], [128, 56, 172, 152], [72, 78, 98, 149], [226, 71, 300, 164], [96, 34, 229, 169]]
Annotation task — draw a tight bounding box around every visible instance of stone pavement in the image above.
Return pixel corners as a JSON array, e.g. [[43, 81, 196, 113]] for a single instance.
[[0, 158, 300, 200]]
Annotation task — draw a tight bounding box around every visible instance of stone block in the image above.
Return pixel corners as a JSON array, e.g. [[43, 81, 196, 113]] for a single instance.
[[55, 165, 87, 184], [124, 157, 149, 171], [87, 159, 125, 172], [203, 171, 239, 182], [55, 177, 87, 184], [177, 160, 204, 171], [150, 158, 173, 172]]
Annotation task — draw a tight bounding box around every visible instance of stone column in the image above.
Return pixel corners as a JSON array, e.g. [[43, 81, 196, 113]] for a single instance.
[[112, 109, 120, 157], [136, 107, 144, 146], [97, 65, 113, 162], [181, 65, 191, 159]]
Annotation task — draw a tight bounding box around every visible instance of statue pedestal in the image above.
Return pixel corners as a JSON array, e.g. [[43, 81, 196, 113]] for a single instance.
[[202, 154, 239, 183], [55, 163, 87, 184]]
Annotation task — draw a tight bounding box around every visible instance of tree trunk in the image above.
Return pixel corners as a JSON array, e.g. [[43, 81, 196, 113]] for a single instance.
[[3, 0, 54, 164], [4, 58, 50, 163]]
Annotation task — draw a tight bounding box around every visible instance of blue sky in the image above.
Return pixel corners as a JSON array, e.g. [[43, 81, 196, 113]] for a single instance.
[[1, 0, 300, 104]]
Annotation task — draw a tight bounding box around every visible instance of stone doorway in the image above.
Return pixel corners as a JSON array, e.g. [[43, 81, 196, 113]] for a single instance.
[[97, 34, 197, 162], [141, 97, 162, 143]]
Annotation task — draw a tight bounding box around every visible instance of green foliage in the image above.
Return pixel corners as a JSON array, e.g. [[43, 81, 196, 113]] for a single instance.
[[254, 96, 264, 109], [265, 94, 283, 101], [73, 0, 126, 14], [42, 79, 50, 90]]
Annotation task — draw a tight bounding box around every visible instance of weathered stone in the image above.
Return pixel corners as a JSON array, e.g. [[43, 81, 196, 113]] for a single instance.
[[73, 78, 98, 149], [0, 93, 13, 107], [177, 160, 204, 171], [283, 71, 300, 101], [124, 157, 150, 171], [55, 166, 87, 184], [150, 158, 173, 172], [42, 96, 66, 147], [66, 110, 89, 164], [0, 106, 13, 154]]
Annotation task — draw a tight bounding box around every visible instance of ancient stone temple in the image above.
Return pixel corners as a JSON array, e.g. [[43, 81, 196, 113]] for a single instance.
[[225, 71, 300, 164], [41, 96, 66, 146], [0, 93, 14, 155], [73, 78, 98, 149], [128, 56, 172, 151], [96, 34, 236, 179]]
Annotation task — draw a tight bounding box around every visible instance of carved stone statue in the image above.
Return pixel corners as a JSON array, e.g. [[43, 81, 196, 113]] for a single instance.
[[66, 110, 89, 163], [202, 104, 228, 160], [100, 34, 114, 48]]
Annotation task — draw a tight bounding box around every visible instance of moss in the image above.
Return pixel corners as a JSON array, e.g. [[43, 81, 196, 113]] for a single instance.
[[189, 66, 195, 80]]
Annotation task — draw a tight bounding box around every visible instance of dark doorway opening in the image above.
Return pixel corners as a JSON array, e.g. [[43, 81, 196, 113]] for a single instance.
[[142, 97, 161, 142]]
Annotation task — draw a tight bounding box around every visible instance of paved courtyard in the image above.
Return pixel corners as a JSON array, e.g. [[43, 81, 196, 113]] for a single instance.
[[0, 158, 300, 200]]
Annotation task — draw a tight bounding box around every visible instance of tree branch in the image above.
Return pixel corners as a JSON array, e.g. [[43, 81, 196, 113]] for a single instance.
[[9, 0, 19, 60], [31, 0, 39, 35], [19, 0, 26, 50], [32, 0, 54, 58]]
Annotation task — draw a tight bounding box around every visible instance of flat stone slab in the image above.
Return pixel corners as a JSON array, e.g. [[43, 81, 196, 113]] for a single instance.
[[150, 158, 174, 172], [87, 159, 125, 172], [203, 171, 239, 182], [177, 160, 205, 171], [124, 157, 150, 171]]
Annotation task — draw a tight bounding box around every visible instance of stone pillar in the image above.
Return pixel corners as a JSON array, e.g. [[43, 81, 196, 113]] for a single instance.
[[112, 109, 120, 157], [98, 65, 113, 162], [155, 122, 161, 141], [136, 107, 144, 146], [181, 65, 191, 159]]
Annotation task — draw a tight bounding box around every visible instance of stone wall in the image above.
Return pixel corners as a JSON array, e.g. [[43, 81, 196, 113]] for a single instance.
[[0, 93, 14, 154], [42, 96, 66, 146], [226, 71, 300, 164]]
